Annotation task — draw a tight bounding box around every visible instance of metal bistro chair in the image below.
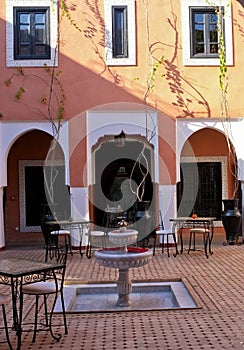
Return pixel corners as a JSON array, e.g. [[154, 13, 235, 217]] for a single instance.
[[188, 222, 210, 258], [86, 226, 106, 259], [41, 216, 72, 261], [22, 245, 68, 343], [153, 211, 178, 257], [0, 294, 13, 349]]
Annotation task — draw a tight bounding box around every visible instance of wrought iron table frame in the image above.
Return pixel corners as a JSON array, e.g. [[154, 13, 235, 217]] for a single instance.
[[0, 258, 65, 350], [170, 217, 216, 258], [46, 220, 92, 256]]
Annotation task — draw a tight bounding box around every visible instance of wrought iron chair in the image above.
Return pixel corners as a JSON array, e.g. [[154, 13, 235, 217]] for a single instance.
[[22, 245, 68, 343], [188, 224, 210, 257], [0, 294, 13, 349], [41, 216, 72, 261], [86, 226, 106, 259], [152, 211, 178, 257]]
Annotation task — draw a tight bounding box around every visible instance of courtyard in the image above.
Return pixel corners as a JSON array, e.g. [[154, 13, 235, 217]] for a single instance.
[[1, 231, 244, 350]]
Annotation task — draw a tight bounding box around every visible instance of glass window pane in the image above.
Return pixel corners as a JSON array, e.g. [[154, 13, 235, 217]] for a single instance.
[[112, 6, 128, 58], [208, 13, 217, 24], [35, 13, 45, 24], [210, 44, 218, 53], [34, 45, 46, 55], [195, 43, 204, 54], [195, 26, 204, 42], [20, 25, 29, 42], [194, 13, 204, 24], [19, 14, 30, 24], [35, 25, 45, 43], [19, 46, 31, 55], [210, 28, 218, 42]]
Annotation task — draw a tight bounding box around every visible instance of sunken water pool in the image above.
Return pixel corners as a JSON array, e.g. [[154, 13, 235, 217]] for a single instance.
[[54, 280, 198, 313]]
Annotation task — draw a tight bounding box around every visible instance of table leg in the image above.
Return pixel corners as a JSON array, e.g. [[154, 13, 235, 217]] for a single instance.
[[79, 224, 84, 256], [10, 277, 23, 349], [179, 227, 184, 254], [208, 223, 214, 255], [17, 283, 24, 350]]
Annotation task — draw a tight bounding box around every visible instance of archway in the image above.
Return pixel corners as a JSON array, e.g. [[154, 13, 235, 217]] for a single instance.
[[89, 132, 156, 228], [177, 128, 240, 220], [5, 130, 70, 246]]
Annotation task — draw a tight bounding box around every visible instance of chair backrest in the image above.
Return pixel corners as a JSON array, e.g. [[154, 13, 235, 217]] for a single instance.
[[44, 244, 68, 287], [46, 242, 68, 264], [151, 211, 165, 231], [41, 215, 60, 246]]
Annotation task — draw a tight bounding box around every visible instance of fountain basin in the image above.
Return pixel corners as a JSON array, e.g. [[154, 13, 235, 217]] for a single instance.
[[108, 229, 138, 247], [94, 247, 153, 306], [94, 247, 153, 269]]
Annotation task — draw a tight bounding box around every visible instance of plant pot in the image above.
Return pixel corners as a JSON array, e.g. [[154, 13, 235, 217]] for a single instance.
[[221, 199, 241, 244]]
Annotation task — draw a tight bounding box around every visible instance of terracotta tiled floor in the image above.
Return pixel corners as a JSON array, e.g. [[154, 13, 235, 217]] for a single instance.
[[1, 231, 244, 349]]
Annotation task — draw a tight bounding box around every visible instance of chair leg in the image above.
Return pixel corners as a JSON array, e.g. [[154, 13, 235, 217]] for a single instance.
[[67, 235, 73, 255], [86, 237, 92, 259], [166, 234, 170, 258], [60, 291, 68, 335], [188, 232, 192, 254], [203, 232, 209, 258], [44, 295, 48, 326], [153, 234, 156, 256], [49, 293, 63, 342], [172, 233, 179, 256], [161, 235, 165, 254], [32, 295, 39, 343], [193, 233, 196, 251], [1, 304, 13, 350], [102, 235, 106, 249]]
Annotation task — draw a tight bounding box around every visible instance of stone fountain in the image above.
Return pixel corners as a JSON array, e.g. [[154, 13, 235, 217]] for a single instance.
[[94, 222, 153, 307]]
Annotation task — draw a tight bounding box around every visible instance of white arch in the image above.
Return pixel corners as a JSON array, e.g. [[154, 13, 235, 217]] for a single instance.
[[176, 118, 244, 182], [0, 121, 70, 186]]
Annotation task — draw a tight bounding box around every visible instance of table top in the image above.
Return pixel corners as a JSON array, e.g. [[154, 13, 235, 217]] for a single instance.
[[46, 219, 92, 225], [105, 207, 123, 213], [170, 217, 216, 223], [0, 258, 64, 278]]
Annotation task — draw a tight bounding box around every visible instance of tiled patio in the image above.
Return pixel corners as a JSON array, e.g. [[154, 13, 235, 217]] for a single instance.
[[1, 231, 244, 350]]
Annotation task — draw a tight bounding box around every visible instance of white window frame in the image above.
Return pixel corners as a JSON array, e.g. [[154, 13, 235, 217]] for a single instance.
[[181, 0, 233, 66], [6, 0, 58, 67], [104, 0, 136, 66]]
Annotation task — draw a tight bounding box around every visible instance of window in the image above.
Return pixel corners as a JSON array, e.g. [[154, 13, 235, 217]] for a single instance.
[[191, 8, 221, 58], [104, 0, 136, 66], [14, 7, 50, 60], [178, 162, 222, 219], [112, 6, 128, 58], [6, 0, 58, 67], [19, 160, 70, 232], [181, 0, 233, 66]]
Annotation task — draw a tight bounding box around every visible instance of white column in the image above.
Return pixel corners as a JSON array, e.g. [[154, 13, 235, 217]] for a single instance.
[[0, 187, 5, 248], [69, 187, 89, 247]]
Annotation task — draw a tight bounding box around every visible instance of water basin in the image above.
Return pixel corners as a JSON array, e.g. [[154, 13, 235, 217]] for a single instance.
[[54, 280, 198, 313]]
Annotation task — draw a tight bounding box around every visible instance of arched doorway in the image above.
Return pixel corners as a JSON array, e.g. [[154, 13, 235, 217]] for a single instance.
[[177, 128, 240, 219], [5, 130, 70, 246], [89, 132, 157, 228]]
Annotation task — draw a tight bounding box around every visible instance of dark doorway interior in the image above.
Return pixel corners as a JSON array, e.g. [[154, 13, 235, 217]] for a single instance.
[[177, 162, 222, 219], [25, 165, 71, 226], [91, 136, 154, 227]]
